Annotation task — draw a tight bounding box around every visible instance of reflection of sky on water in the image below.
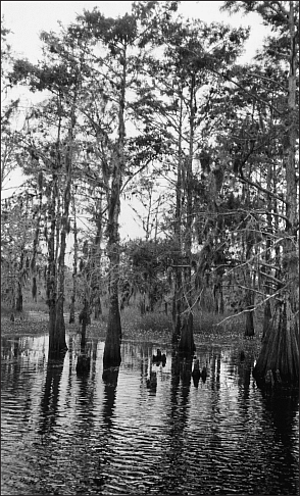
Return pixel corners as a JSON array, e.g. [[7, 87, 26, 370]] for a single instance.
[[1, 333, 299, 495]]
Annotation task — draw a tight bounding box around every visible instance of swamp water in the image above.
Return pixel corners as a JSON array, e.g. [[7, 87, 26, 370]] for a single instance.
[[1, 332, 299, 495]]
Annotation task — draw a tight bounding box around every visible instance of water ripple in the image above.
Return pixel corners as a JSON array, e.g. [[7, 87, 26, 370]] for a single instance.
[[1, 335, 299, 495]]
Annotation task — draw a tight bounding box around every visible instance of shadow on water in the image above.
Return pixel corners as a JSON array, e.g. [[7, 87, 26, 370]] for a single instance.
[[258, 388, 299, 495], [1, 334, 299, 495], [159, 351, 192, 493], [38, 354, 65, 438], [76, 330, 92, 375], [102, 365, 119, 426]]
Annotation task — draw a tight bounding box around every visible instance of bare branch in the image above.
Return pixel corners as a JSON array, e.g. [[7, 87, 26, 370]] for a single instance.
[[239, 173, 288, 205], [216, 290, 284, 327]]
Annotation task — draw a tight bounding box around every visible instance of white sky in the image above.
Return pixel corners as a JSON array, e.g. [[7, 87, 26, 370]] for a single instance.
[[1, 1, 270, 241], [2, 1, 268, 63]]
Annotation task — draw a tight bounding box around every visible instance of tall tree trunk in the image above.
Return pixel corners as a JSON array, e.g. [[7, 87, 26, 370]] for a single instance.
[[262, 160, 273, 338], [15, 245, 25, 312], [31, 172, 43, 287], [254, 2, 299, 385], [48, 172, 61, 358], [213, 272, 225, 314], [92, 197, 103, 321], [94, 296, 102, 320], [172, 85, 184, 343], [48, 102, 68, 359], [55, 99, 76, 340], [244, 240, 255, 338], [55, 90, 77, 347], [179, 73, 195, 356], [69, 192, 78, 324], [104, 173, 122, 367], [103, 44, 127, 368]]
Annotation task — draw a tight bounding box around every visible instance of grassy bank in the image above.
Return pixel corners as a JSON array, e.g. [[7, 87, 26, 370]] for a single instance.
[[1, 302, 263, 357]]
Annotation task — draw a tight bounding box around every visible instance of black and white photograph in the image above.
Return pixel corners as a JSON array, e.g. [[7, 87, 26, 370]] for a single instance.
[[1, 1, 299, 494]]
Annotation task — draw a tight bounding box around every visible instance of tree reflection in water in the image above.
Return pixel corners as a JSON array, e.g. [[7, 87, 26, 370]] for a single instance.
[[260, 388, 299, 495], [159, 350, 192, 493], [38, 354, 65, 438], [102, 366, 119, 427], [1, 336, 298, 495]]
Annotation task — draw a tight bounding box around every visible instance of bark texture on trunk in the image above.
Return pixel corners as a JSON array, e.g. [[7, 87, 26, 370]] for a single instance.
[[47, 172, 60, 359], [55, 91, 76, 346], [172, 86, 184, 344], [103, 43, 126, 368], [253, 2, 299, 386], [69, 194, 78, 324], [103, 295, 122, 368], [47, 170, 67, 358], [253, 304, 299, 386], [178, 74, 195, 356], [16, 282, 23, 312], [104, 177, 122, 366], [179, 311, 195, 357], [16, 247, 25, 312], [94, 296, 102, 319]]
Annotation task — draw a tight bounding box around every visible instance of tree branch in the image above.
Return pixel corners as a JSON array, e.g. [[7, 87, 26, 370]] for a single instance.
[[239, 172, 288, 205], [216, 289, 284, 327]]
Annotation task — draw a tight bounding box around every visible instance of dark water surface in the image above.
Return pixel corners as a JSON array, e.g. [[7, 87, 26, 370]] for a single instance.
[[1, 332, 299, 495]]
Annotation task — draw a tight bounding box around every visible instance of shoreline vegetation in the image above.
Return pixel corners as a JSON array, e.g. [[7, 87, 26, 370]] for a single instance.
[[1, 1, 298, 385], [1, 302, 263, 359]]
